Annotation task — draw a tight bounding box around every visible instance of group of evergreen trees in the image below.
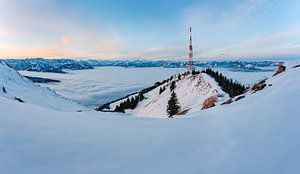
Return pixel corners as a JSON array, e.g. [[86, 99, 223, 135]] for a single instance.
[[114, 93, 144, 113], [101, 73, 185, 115], [181, 71, 190, 76], [159, 75, 179, 95], [167, 75, 174, 82], [192, 70, 200, 75], [111, 77, 172, 113], [202, 68, 246, 97]]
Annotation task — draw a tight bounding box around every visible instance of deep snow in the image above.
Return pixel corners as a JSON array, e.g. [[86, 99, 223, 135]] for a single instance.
[[0, 62, 84, 111], [0, 62, 300, 174]]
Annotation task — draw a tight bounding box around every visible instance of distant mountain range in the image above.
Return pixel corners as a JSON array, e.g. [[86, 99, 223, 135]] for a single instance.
[[2, 58, 283, 73], [3, 58, 93, 73]]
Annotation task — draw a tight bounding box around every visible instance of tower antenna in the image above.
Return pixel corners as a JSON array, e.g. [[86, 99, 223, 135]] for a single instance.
[[188, 27, 194, 72]]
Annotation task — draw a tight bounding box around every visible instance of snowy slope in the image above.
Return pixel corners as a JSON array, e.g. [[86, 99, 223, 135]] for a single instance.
[[0, 61, 84, 111], [0, 64, 299, 174], [133, 73, 227, 118]]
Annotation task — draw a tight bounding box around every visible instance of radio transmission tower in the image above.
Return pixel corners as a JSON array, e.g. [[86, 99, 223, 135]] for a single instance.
[[188, 27, 194, 72]]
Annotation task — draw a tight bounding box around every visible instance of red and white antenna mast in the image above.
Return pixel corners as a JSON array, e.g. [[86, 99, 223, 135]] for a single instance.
[[188, 27, 194, 71]]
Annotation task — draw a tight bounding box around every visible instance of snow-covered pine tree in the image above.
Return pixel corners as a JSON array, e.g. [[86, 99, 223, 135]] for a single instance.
[[166, 91, 181, 118]]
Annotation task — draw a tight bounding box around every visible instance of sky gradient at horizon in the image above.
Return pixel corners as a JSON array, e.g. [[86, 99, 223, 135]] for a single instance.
[[0, 0, 300, 60]]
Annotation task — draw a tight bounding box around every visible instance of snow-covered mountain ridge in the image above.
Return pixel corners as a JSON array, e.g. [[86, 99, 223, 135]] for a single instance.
[[98, 67, 251, 118], [102, 71, 229, 118], [4, 58, 93, 73], [0, 61, 84, 111], [3, 58, 282, 73], [135, 72, 226, 117], [99, 63, 298, 118]]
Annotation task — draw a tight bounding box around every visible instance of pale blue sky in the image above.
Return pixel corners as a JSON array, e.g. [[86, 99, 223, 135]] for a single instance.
[[0, 0, 300, 59]]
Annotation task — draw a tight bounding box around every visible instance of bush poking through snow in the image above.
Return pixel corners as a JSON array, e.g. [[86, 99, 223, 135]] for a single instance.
[[293, 64, 300, 68], [14, 97, 24, 103], [167, 91, 181, 118], [2, 86, 6, 93]]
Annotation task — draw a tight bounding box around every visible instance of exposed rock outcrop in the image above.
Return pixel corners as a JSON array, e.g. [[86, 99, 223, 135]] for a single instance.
[[252, 78, 267, 93], [273, 65, 286, 76], [202, 95, 218, 110]]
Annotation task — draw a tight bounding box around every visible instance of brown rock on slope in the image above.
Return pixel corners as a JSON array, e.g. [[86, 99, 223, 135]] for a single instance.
[[202, 95, 218, 110], [273, 65, 286, 76]]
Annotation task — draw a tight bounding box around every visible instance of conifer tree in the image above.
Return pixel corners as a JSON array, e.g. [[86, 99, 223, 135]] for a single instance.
[[203, 68, 246, 97], [125, 98, 130, 108], [170, 76, 174, 81], [166, 91, 181, 118], [159, 87, 163, 94], [115, 105, 124, 113], [178, 74, 181, 80], [130, 97, 135, 109], [138, 93, 144, 101], [170, 81, 176, 91], [133, 96, 139, 108]]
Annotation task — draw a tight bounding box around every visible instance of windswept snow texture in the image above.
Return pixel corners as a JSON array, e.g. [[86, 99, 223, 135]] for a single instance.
[[0, 62, 83, 111], [0, 64, 300, 174]]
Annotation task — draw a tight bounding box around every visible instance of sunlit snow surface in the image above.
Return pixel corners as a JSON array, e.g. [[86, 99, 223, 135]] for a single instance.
[[19, 67, 274, 108]]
